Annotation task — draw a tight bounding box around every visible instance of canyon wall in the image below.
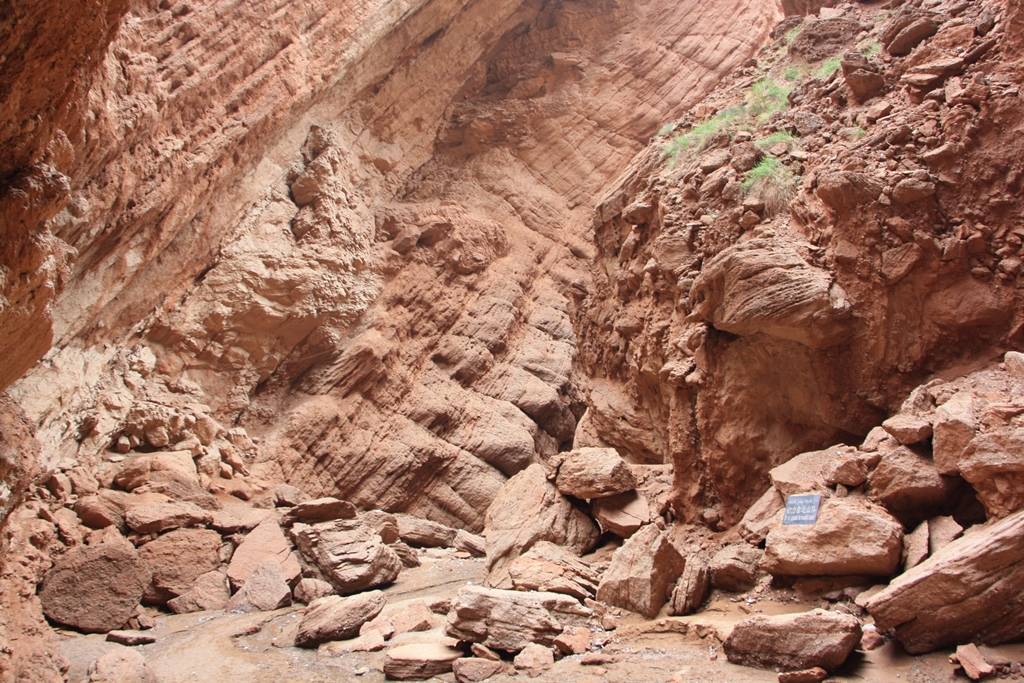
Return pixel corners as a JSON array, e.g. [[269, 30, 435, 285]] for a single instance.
[[2, 0, 778, 532]]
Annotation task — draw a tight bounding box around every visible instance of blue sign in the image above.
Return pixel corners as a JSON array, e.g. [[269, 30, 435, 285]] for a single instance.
[[782, 494, 822, 525]]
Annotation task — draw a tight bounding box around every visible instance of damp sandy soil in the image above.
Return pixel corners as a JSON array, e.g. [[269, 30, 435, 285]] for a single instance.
[[55, 549, 1024, 683]]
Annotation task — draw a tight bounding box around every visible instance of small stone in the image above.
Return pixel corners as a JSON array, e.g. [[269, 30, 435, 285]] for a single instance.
[[453, 658, 505, 683], [778, 667, 828, 683], [383, 642, 463, 680], [955, 643, 996, 681], [106, 630, 157, 646], [860, 626, 885, 651], [553, 626, 591, 655]]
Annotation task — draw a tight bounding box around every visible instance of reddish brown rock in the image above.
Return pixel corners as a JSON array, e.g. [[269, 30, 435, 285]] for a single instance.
[[396, 514, 458, 547], [295, 590, 387, 647], [932, 392, 977, 475], [866, 509, 1024, 654], [138, 527, 221, 604], [39, 543, 149, 633], [293, 578, 335, 605], [710, 545, 762, 592], [383, 642, 463, 680], [724, 609, 861, 672], [554, 447, 638, 499], [954, 643, 996, 681], [225, 560, 292, 613], [553, 626, 591, 655], [125, 501, 212, 535], [290, 518, 402, 594], [508, 541, 601, 600], [591, 490, 651, 538], [868, 447, 960, 523], [282, 497, 356, 526], [596, 524, 685, 618], [778, 668, 828, 683], [75, 490, 129, 530], [483, 464, 599, 589], [453, 657, 505, 683], [762, 497, 902, 577], [105, 630, 157, 646], [227, 517, 302, 590], [86, 649, 159, 683], [669, 556, 710, 616], [166, 571, 230, 614], [959, 429, 1024, 519], [513, 642, 554, 673], [881, 414, 933, 446]]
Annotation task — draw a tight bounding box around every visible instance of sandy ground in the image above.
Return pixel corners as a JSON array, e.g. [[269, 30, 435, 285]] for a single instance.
[[55, 548, 1024, 683]]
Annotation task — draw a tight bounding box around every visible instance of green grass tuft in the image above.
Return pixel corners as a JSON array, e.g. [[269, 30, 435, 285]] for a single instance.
[[742, 157, 799, 214], [747, 79, 792, 121], [818, 58, 842, 79], [756, 131, 800, 150]]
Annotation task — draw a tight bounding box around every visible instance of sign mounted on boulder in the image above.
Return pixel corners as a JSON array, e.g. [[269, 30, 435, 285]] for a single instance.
[[783, 494, 822, 525]]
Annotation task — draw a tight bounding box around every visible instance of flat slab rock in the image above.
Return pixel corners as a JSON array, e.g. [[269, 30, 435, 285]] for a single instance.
[[444, 585, 590, 653], [724, 609, 862, 672], [866, 508, 1024, 654], [554, 447, 638, 499], [508, 540, 600, 600], [383, 642, 463, 680]]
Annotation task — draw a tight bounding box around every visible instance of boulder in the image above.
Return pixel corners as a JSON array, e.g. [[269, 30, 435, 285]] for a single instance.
[[903, 520, 930, 570], [75, 490, 129, 530], [669, 556, 710, 616], [770, 446, 853, 496], [958, 429, 1024, 519], [137, 527, 221, 604], [444, 585, 589, 653], [710, 545, 762, 592], [508, 541, 601, 600], [762, 497, 902, 577], [383, 642, 463, 681], [270, 483, 311, 507], [513, 643, 554, 673], [360, 510, 400, 544], [591, 490, 651, 537], [226, 517, 302, 590], [391, 541, 421, 568], [295, 590, 387, 647], [932, 392, 976, 475], [453, 529, 486, 557], [554, 447, 637, 499], [125, 501, 212, 534], [928, 515, 963, 555], [281, 497, 356, 526], [209, 506, 272, 533], [738, 488, 785, 545], [483, 464, 599, 588], [821, 451, 875, 488], [86, 649, 159, 683], [866, 509, 1024, 653], [553, 626, 591, 655], [452, 658, 505, 683], [290, 518, 402, 594], [881, 414, 933, 445], [868, 446, 959, 523], [166, 570, 230, 613], [225, 560, 292, 613], [724, 609, 861, 672], [39, 543, 149, 633], [596, 524, 685, 618], [293, 577, 335, 604], [114, 451, 199, 491], [396, 514, 457, 547]]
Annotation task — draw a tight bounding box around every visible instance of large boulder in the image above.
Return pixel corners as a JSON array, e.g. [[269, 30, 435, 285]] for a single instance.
[[137, 527, 221, 604], [868, 446, 960, 524], [591, 490, 651, 537], [444, 585, 589, 653], [39, 543, 149, 633], [226, 516, 302, 590], [396, 514, 457, 547], [958, 428, 1024, 519], [295, 590, 387, 647], [595, 524, 685, 618], [225, 560, 292, 613], [508, 541, 601, 600], [114, 451, 199, 491], [483, 464, 599, 588], [762, 497, 903, 577], [724, 609, 862, 672], [290, 518, 402, 594], [554, 447, 637, 499], [710, 545, 761, 592], [75, 490, 129, 530], [866, 509, 1024, 654], [932, 392, 976, 475]]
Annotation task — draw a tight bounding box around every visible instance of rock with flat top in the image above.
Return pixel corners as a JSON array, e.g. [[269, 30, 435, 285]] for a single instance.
[[514, 642, 554, 673], [295, 590, 387, 647], [868, 447, 960, 523], [669, 556, 710, 616], [724, 609, 861, 672], [932, 392, 976, 475], [40, 543, 149, 633], [114, 451, 199, 491], [282, 497, 356, 526], [596, 524, 685, 618], [508, 541, 600, 600], [294, 578, 335, 604], [125, 501, 212, 534], [866, 508, 1024, 654], [770, 446, 852, 496], [105, 630, 157, 646], [739, 488, 785, 545], [444, 585, 589, 653], [396, 514, 457, 547], [225, 560, 292, 613], [75, 490, 129, 530], [383, 642, 463, 680], [903, 520, 929, 570], [958, 428, 1024, 519], [483, 464, 599, 589], [591, 490, 650, 537], [86, 649, 159, 683], [762, 497, 902, 577], [555, 447, 637, 499], [553, 626, 591, 655], [227, 517, 302, 590], [291, 518, 402, 594], [881, 414, 932, 445]]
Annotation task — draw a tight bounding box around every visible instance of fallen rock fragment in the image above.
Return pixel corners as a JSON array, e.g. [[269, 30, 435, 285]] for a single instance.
[[453, 529, 486, 557], [724, 609, 861, 672], [138, 527, 221, 604], [596, 524, 684, 618], [958, 428, 1024, 519], [86, 649, 159, 683], [445, 585, 589, 652], [953, 643, 995, 681], [553, 626, 591, 655], [591, 490, 650, 537], [383, 642, 463, 681], [291, 518, 402, 594], [763, 497, 902, 577], [453, 657, 505, 683], [295, 590, 387, 648], [508, 540, 600, 600], [282, 497, 356, 526], [166, 570, 230, 613], [396, 514, 457, 547], [106, 630, 157, 646], [226, 517, 302, 589], [39, 543, 148, 633], [868, 447, 959, 523], [554, 447, 637, 499], [710, 545, 761, 592], [125, 501, 212, 534], [777, 667, 827, 683], [294, 577, 335, 604], [225, 560, 292, 613], [513, 642, 554, 674], [866, 509, 1024, 653]]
